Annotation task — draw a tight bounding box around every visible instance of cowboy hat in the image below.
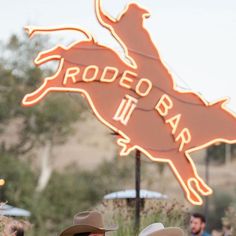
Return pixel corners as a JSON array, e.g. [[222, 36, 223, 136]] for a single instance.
[[139, 223, 184, 236], [59, 211, 117, 236]]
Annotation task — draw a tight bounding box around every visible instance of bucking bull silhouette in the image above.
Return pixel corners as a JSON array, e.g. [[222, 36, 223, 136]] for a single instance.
[[22, 0, 236, 205]]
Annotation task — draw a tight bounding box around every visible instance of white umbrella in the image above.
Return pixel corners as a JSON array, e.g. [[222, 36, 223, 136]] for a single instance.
[[104, 189, 168, 200], [0, 204, 31, 217]]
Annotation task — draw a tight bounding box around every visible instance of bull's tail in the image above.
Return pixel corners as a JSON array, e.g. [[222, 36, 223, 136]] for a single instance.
[[24, 26, 94, 42], [25, 26, 95, 66]]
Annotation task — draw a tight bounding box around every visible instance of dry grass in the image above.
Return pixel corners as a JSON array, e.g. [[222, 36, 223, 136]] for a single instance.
[[0, 214, 32, 234], [95, 199, 189, 236]]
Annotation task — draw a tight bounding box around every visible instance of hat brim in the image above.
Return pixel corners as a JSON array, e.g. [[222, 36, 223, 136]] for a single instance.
[[59, 224, 117, 236], [144, 227, 184, 236]]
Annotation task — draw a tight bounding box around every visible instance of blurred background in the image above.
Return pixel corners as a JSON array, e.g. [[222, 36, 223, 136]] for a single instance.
[[0, 1, 236, 235]]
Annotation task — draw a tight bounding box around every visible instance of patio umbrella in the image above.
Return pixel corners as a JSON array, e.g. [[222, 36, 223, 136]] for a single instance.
[[0, 204, 31, 217]]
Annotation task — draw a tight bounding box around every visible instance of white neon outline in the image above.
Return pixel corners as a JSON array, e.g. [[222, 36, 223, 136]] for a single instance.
[[119, 70, 137, 89], [82, 65, 99, 82], [24, 25, 93, 41], [155, 94, 174, 117], [135, 78, 153, 97], [113, 94, 138, 125], [166, 114, 182, 135], [176, 128, 192, 152], [63, 67, 80, 85], [100, 66, 119, 83], [95, 0, 151, 69]]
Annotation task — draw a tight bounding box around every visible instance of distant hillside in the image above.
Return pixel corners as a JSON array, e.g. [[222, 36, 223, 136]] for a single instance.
[[2, 112, 236, 203]]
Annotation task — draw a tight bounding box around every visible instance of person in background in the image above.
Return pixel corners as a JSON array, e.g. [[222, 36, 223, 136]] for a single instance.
[[2, 218, 24, 236], [222, 224, 232, 236], [59, 211, 117, 236], [190, 213, 211, 236]]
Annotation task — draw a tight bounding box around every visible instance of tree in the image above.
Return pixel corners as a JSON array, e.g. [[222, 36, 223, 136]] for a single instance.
[[0, 33, 87, 190]]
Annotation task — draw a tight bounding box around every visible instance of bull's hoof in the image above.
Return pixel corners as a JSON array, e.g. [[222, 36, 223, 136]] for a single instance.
[[196, 178, 213, 195], [187, 178, 204, 205], [117, 137, 132, 156]]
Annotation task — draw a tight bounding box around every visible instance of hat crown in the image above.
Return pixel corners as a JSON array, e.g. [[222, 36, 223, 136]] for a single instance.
[[139, 223, 165, 236], [73, 211, 104, 229], [139, 223, 184, 236]]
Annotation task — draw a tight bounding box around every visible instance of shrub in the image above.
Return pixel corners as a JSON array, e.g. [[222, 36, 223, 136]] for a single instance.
[[96, 199, 189, 236]]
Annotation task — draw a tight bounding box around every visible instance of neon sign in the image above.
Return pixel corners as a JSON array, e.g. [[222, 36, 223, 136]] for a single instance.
[[22, 0, 236, 205]]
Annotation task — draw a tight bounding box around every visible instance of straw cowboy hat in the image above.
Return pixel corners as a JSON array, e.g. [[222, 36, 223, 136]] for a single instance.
[[59, 211, 117, 236], [139, 223, 184, 236]]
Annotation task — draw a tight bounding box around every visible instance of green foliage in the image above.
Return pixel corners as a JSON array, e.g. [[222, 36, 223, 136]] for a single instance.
[[0, 152, 139, 235], [207, 144, 226, 164], [0, 65, 20, 123], [0, 215, 32, 235], [207, 144, 236, 165], [0, 33, 86, 155], [222, 207, 236, 236], [29, 169, 105, 236], [32, 159, 134, 235], [221, 191, 236, 236], [0, 152, 36, 209], [194, 191, 234, 231], [97, 199, 189, 236], [0, 33, 90, 235], [141, 201, 189, 228], [92, 156, 136, 194], [21, 93, 82, 145]]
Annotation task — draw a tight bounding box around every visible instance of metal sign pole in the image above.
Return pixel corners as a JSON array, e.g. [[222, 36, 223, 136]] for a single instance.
[[135, 149, 141, 234], [204, 149, 210, 220]]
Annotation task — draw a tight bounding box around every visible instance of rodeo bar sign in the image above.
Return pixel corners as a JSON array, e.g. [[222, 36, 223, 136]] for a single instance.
[[22, 0, 236, 205]]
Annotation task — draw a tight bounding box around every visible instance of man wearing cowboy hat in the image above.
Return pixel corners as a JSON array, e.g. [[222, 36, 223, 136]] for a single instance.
[[139, 222, 184, 236], [59, 211, 117, 236]]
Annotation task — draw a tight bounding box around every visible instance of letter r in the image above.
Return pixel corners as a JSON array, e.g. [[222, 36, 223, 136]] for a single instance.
[[63, 67, 80, 85]]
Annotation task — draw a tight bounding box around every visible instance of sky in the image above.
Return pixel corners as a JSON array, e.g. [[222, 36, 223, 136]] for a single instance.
[[0, 0, 236, 112]]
